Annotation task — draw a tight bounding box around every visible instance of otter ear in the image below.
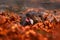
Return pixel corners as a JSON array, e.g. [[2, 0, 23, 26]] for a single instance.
[[26, 13, 30, 17]]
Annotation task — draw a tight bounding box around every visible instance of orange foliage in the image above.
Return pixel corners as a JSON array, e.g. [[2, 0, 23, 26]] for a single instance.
[[0, 9, 60, 40]]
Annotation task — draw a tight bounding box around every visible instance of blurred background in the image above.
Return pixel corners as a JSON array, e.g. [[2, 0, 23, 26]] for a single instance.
[[0, 0, 60, 12]]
